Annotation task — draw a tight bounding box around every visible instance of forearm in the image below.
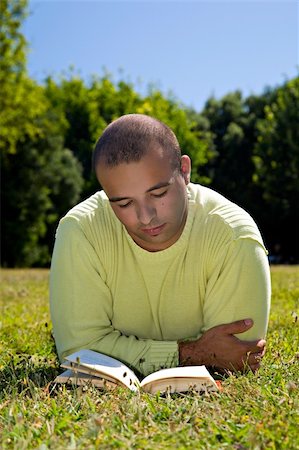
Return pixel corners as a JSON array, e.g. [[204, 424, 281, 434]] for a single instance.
[[178, 319, 266, 372], [50, 218, 179, 376]]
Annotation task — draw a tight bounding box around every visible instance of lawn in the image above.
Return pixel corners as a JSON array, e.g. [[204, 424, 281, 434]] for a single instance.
[[0, 266, 298, 449]]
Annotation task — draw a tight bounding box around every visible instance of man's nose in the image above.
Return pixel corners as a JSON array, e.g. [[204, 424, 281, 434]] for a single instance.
[[136, 203, 156, 225]]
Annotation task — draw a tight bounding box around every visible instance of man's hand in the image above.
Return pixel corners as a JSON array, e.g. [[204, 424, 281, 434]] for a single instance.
[[178, 319, 266, 373]]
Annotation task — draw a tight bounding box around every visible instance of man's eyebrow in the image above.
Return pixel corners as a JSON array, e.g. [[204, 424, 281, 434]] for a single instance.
[[146, 181, 171, 193], [108, 181, 171, 203], [109, 196, 130, 203]]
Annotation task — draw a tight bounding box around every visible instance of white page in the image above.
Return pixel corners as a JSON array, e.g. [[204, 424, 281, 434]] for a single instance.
[[65, 349, 140, 391], [140, 365, 216, 388]]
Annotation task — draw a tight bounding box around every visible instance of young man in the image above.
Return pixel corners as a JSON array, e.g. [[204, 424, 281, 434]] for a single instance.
[[50, 114, 271, 376]]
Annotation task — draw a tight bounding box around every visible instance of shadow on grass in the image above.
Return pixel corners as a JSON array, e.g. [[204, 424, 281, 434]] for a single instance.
[[0, 354, 60, 394]]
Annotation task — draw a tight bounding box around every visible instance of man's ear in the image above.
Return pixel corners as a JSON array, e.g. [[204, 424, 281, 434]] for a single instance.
[[180, 155, 191, 184]]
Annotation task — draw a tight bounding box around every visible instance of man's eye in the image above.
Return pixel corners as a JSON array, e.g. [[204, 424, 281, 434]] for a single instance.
[[118, 201, 132, 208], [152, 190, 167, 198]]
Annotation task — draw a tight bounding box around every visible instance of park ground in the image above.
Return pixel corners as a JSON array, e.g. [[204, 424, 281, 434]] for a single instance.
[[0, 266, 298, 449]]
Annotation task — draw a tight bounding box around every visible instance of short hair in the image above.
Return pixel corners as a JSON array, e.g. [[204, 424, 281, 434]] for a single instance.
[[93, 114, 181, 171]]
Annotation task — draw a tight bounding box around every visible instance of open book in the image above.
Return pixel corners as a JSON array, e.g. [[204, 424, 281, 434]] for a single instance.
[[55, 349, 219, 394]]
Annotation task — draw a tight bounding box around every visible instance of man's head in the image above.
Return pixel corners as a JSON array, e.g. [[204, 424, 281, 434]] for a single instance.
[[93, 114, 181, 171], [93, 114, 191, 252]]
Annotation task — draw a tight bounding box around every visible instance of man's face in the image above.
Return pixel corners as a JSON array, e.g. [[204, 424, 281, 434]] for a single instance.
[[97, 147, 191, 252]]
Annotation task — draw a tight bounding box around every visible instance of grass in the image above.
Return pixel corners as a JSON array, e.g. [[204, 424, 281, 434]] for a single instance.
[[0, 266, 298, 449]]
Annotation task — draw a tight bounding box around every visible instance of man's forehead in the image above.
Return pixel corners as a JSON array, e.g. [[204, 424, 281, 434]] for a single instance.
[[98, 143, 171, 167], [99, 156, 177, 198], [98, 145, 174, 176]]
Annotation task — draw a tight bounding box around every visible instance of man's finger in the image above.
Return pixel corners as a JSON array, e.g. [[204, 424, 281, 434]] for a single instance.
[[220, 318, 254, 335], [243, 350, 264, 370], [249, 352, 263, 363], [244, 339, 266, 355], [256, 339, 266, 350], [250, 362, 261, 373]]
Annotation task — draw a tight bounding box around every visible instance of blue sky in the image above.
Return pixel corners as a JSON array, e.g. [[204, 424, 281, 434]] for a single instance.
[[23, 1, 298, 111]]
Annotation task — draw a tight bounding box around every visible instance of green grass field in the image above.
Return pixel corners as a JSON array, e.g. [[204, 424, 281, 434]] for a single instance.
[[0, 267, 298, 449]]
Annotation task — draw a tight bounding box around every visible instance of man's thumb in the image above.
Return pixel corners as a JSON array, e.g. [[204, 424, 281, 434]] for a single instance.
[[224, 319, 254, 335]]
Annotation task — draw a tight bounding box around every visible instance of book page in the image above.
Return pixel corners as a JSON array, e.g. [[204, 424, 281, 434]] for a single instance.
[[55, 369, 107, 388], [140, 366, 218, 394], [61, 361, 117, 383], [65, 349, 140, 391]]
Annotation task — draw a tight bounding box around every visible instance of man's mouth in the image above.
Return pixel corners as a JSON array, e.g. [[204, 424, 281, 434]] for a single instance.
[[141, 224, 166, 236]]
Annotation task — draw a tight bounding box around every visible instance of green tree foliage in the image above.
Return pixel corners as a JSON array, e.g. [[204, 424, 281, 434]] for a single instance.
[[0, 0, 45, 155], [199, 91, 261, 209], [45, 76, 96, 180], [1, 0, 298, 265], [198, 82, 298, 261], [2, 131, 83, 266], [253, 77, 299, 261], [1, 0, 84, 267]]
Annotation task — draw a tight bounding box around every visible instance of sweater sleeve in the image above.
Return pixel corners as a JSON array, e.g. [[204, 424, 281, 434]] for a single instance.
[[202, 237, 271, 340], [49, 217, 178, 376]]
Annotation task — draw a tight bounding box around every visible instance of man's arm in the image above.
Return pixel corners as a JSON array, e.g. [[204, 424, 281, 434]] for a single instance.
[[179, 319, 266, 372], [179, 239, 271, 372], [50, 217, 178, 376]]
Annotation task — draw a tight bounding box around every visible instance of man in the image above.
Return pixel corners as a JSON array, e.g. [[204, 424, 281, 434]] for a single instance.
[[50, 114, 271, 376]]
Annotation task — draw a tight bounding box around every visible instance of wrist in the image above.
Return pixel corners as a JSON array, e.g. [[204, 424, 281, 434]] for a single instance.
[[178, 339, 205, 366], [178, 340, 191, 365]]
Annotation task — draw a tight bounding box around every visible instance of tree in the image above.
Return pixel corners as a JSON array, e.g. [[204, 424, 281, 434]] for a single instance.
[[45, 76, 95, 181], [0, 0, 44, 155], [200, 92, 258, 209], [1, 0, 84, 266], [2, 129, 83, 266], [253, 77, 299, 261]]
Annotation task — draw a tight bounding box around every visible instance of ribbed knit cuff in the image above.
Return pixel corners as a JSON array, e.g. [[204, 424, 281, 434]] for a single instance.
[[138, 340, 179, 376]]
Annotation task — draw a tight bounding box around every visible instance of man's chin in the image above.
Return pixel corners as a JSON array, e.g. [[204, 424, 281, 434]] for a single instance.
[[129, 232, 171, 252]]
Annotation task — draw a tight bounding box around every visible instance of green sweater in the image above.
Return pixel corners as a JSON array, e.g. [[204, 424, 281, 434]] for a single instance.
[[50, 183, 271, 376]]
